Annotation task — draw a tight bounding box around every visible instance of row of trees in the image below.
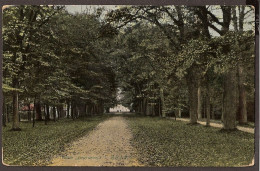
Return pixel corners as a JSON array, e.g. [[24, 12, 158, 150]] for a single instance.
[[2, 5, 255, 131], [106, 6, 255, 129], [2, 6, 117, 130]]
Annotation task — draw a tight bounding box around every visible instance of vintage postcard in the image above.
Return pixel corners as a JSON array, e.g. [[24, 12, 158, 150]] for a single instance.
[[1, 2, 257, 168]]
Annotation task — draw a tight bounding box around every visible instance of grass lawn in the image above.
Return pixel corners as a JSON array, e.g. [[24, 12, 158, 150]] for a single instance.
[[2, 115, 110, 166], [126, 115, 255, 167]]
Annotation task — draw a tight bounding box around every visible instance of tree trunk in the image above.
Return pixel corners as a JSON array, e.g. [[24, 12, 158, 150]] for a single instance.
[[187, 77, 198, 124], [232, 6, 238, 32], [238, 6, 245, 31], [86, 104, 91, 116], [6, 104, 10, 123], [12, 79, 21, 131], [143, 98, 147, 115], [203, 97, 206, 119], [140, 99, 143, 114], [178, 109, 182, 118], [100, 102, 104, 114], [53, 106, 56, 122], [44, 105, 47, 125], [57, 106, 60, 119], [158, 99, 161, 117], [3, 96, 6, 127], [71, 102, 76, 120], [188, 84, 198, 124], [84, 104, 87, 116], [35, 99, 42, 121], [186, 67, 199, 124], [205, 86, 211, 126], [46, 105, 50, 120], [90, 105, 93, 116], [105, 107, 109, 113], [236, 6, 247, 124], [27, 104, 31, 122], [197, 86, 202, 119], [222, 70, 237, 130], [221, 91, 224, 122], [237, 63, 247, 124], [61, 106, 64, 118], [32, 100, 36, 128], [92, 105, 96, 115], [159, 87, 166, 117], [152, 90, 155, 116], [67, 102, 70, 118], [6, 104, 9, 123], [19, 111, 21, 122], [146, 102, 150, 116]]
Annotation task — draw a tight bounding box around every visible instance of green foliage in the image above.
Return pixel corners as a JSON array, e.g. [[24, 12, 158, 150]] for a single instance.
[[3, 6, 117, 109], [106, 6, 255, 117], [213, 31, 255, 73]]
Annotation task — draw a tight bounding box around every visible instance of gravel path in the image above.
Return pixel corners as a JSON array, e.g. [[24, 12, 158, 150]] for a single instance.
[[49, 116, 142, 166]]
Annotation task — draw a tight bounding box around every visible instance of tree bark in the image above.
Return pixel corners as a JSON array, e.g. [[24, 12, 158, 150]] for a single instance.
[[159, 87, 166, 117], [19, 111, 21, 122], [27, 104, 31, 122], [143, 98, 147, 115], [187, 69, 198, 124], [86, 104, 92, 116], [3, 96, 6, 127], [197, 86, 202, 119], [67, 102, 70, 118], [178, 109, 182, 118], [44, 105, 47, 125], [140, 99, 143, 114], [35, 99, 42, 121], [84, 104, 87, 116], [53, 106, 56, 122], [232, 6, 238, 32], [78, 104, 85, 117], [222, 70, 237, 130], [188, 83, 198, 124], [6, 104, 10, 123], [71, 102, 75, 120], [203, 97, 206, 118], [57, 106, 60, 119], [237, 6, 247, 124], [90, 105, 93, 116], [145, 99, 150, 116], [158, 99, 161, 117], [238, 6, 245, 31], [205, 86, 211, 126], [12, 79, 21, 131], [32, 100, 36, 127], [237, 63, 247, 124], [220, 6, 237, 130], [221, 92, 224, 122], [105, 107, 110, 113], [46, 105, 50, 121]]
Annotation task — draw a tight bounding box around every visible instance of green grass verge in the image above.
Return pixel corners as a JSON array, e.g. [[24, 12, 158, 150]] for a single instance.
[[126, 115, 254, 167], [2, 115, 110, 166]]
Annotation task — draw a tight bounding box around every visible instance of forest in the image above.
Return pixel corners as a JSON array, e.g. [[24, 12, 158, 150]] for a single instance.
[[2, 5, 256, 167]]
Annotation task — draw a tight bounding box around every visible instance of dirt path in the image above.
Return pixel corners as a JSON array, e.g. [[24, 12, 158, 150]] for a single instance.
[[171, 118, 254, 134], [49, 116, 141, 166]]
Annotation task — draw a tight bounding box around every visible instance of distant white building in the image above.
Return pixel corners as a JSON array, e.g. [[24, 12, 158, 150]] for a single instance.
[[110, 104, 130, 112]]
